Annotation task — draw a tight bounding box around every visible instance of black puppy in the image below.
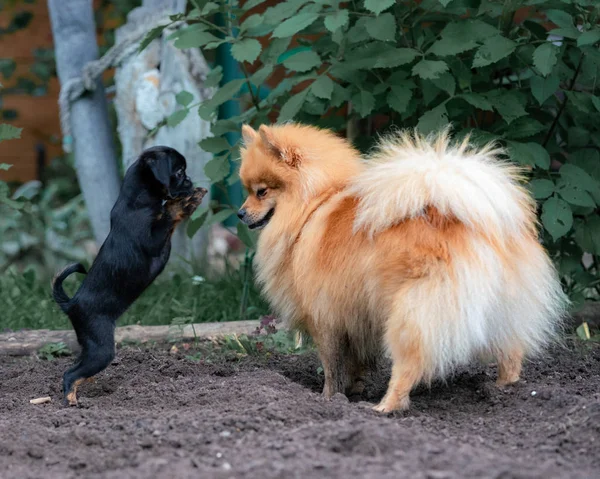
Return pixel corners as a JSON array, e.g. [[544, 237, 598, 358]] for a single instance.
[[52, 146, 206, 406]]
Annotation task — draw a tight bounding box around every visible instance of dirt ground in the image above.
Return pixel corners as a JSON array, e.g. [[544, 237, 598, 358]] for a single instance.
[[1, 339, 599, 479]]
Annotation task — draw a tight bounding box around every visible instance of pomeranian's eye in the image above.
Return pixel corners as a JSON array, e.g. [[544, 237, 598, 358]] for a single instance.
[[256, 188, 267, 198]]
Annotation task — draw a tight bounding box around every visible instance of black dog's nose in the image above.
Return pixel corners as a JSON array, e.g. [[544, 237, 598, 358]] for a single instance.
[[237, 208, 246, 220]]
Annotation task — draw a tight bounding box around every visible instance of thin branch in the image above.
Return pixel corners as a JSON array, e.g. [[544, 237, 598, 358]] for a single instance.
[[543, 54, 585, 148]]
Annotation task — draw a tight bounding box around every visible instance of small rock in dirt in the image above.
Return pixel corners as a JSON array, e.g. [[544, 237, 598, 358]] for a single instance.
[[222, 462, 232, 471], [539, 390, 552, 400], [27, 447, 44, 460], [152, 429, 161, 437], [426, 471, 453, 479], [138, 439, 153, 449], [531, 391, 537, 396], [219, 431, 231, 438], [216, 452, 223, 458], [332, 392, 349, 403]]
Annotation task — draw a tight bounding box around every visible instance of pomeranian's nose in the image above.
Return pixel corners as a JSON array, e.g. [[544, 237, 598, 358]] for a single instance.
[[237, 208, 246, 220]]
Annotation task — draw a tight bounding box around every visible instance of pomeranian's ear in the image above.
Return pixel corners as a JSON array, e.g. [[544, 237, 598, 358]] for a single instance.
[[258, 125, 302, 168], [241, 124, 257, 145]]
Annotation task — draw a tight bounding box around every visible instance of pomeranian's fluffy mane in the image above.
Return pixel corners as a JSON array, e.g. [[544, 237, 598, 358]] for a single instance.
[[348, 128, 537, 240]]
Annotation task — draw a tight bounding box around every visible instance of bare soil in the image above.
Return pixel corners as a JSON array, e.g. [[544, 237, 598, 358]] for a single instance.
[[1, 339, 599, 479]]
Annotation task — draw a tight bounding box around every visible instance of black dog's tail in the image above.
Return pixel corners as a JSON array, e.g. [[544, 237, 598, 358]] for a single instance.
[[52, 263, 87, 312]]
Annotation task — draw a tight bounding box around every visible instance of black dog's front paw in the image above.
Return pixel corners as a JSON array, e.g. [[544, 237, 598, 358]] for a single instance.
[[182, 187, 207, 216]]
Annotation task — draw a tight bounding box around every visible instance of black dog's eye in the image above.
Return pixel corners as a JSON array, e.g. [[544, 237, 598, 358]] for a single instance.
[[176, 169, 184, 178], [256, 188, 267, 198]]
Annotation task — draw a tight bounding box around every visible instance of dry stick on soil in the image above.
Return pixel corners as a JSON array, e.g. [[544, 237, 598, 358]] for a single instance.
[[29, 397, 51, 405]]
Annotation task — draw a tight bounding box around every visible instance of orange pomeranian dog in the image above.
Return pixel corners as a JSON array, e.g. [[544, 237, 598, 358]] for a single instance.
[[238, 122, 567, 412]]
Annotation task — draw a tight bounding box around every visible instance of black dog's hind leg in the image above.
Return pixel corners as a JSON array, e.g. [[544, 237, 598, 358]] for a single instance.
[[63, 319, 116, 406]]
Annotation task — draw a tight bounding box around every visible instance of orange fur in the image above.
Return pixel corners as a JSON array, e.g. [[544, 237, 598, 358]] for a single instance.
[[239, 123, 566, 412]]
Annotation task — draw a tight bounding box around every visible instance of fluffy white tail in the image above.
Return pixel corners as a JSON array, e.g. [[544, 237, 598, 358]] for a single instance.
[[350, 129, 536, 240]]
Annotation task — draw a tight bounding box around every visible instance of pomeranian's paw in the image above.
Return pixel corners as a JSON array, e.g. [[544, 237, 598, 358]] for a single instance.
[[372, 395, 410, 413], [495, 376, 520, 388]]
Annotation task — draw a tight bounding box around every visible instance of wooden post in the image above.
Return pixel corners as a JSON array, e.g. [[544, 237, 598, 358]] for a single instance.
[[47, 0, 121, 244]]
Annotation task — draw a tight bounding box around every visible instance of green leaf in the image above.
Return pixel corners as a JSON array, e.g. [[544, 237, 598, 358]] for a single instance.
[[533, 43, 560, 77], [388, 86, 413, 114], [574, 215, 600, 255], [272, 12, 319, 38], [432, 73, 455, 97], [324, 9, 349, 32], [541, 196, 573, 241], [548, 27, 580, 40], [138, 24, 167, 52], [365, 13, 396, 42], [240, 14, 263, 33], [429, 36, 479, 57], [0, 163, 12, 170], [311, 75, 334, 99], [176, 91, 194, 107], [374, 48, 420, 68], [205, 66, 223, 89], [472, 36, 516, 68], [278, 89, 309, 122], [568, 127, 590, 148], [429, 20, 498, 57], [560, 164, 600, 196], [187, 207, 209, 238], [0, 124, 21, 142], [231, 38, 262, 64], [567, 91, 593, 114], [529, 179, 555, 199], [556, 179, 596, 207], [508, 141, 550, 169], [577, 29, 600, 47], [205, 208, 235, 227], [166, 109, 189, 127], [204, 157, 230, 182], [459, 93, 493, 111], [351, 90, 375, 117], [485, 90, 527, 125], [530, 75, 560, 105], [505, 117, 546, 139], [251, 64, 274, 86], [412, 60, 448, 80], [244, 0, 267, 10], [208, 79, 245, 108], [417, 103, 448, 135], [237, 222, 256, 248], [173, 27, 221, 49], [199, 136, 230, 154], [283, 50, 321, 72], [545, 10, 573, 29], [364, 0, 395, 15], [592, 96, 600, 113]]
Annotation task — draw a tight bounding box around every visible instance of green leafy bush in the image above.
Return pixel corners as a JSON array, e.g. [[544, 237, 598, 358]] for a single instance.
[[143, 0, 600, 305]]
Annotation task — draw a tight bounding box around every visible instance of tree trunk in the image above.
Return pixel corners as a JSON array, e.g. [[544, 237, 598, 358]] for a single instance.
[[47, 0, 121, 245]]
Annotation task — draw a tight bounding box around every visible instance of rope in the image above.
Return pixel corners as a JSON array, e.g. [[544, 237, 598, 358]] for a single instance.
[[58, 18, 179, 153]]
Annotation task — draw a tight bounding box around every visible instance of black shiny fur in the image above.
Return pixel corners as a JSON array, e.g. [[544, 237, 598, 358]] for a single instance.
[[52, 146, 205, 405]]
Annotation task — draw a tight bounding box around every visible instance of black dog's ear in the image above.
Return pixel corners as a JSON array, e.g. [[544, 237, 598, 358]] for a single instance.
[[144, 154, 171, 195]]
